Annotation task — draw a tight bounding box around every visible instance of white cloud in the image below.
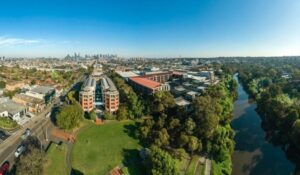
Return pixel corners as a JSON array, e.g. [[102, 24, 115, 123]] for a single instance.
[[0, 36, 40, 46]]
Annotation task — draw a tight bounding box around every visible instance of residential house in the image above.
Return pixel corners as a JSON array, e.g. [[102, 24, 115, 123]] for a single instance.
[[0, 97, 28, 122]]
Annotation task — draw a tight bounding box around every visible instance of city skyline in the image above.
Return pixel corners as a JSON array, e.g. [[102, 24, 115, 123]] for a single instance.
[[1, 0, 300, 58]]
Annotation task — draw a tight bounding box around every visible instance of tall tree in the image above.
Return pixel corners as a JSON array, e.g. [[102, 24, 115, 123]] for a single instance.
[[145, 146, 179, 175]]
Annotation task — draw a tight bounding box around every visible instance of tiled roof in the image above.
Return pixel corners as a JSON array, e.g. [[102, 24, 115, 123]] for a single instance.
[[130, 77, 161, 89]]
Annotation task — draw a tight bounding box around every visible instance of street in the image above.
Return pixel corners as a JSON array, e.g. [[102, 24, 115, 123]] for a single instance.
[[0, 98, 58, 166], [0, 74, 86, 167]]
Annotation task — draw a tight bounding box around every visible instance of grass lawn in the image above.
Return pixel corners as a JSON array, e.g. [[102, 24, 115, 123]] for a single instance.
[[185, 156, 200, 175], [71, 121, 143, 175], [44, 143, 68, 175], [0, 117, 18, 130], [179, 157, 190, 175]]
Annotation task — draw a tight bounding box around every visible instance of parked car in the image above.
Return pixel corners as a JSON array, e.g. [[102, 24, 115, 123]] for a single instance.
[[21, 128, 31, 140], [0, 131, 9, 141], [0, 161, 9, 175], [15, 145, 26, 157], [26, 113, 34, 118], [45, 112, 51, 118]]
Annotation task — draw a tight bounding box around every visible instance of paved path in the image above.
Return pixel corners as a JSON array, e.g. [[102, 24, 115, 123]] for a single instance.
[[205, 159, 212, 175]]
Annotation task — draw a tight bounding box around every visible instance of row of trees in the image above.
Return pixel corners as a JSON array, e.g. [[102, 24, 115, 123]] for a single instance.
[[108, 72, 145, 120], [138, 75, 237, 175]]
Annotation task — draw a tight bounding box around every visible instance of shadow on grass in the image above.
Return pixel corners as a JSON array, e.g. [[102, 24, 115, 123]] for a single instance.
[[123, 122, 148, 147], [122, 148, 145, 175], [123, 123, 138, 139], [70, 168, 84, 175]]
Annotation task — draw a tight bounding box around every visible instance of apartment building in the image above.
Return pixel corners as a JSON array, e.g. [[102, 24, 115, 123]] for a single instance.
[[101, 76, 119, 113], [79, 77, 96, 112]]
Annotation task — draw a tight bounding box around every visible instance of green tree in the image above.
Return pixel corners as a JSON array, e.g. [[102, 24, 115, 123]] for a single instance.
[[89, 110, 97, 121], [145, 146, 179, 175], [56, 103, 83, 130], [15, 137, 45, 175], [184, 118, 196, 135], [187, 136, 199, 155], [30, 79, 36, 85], [152, 91, 175, 114], [0, 81, 5, 89], [153, 128, 169, 147], [116, 105, 128, 120]]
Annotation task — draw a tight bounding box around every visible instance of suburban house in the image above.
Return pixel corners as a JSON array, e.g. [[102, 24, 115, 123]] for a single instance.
[[0, 97, 28, 122]]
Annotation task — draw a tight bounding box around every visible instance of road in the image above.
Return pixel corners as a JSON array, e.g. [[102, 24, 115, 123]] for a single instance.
[[0, 74, 86, 166], [0, 98, 58, 165]]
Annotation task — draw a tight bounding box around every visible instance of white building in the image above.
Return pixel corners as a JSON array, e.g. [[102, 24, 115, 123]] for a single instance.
[[0, 97, 28, 122]]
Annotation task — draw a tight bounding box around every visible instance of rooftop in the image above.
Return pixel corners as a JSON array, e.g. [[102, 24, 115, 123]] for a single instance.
[[31, 85, 55, 94], [101, 76, 117, 92], [83, 77, 96, 88], [105, 77, 117, 91], [143, 71, 172, 76], [0, 97, 27, 115], [13, 93, 44, 104], [186, 91, 198, 96], [130, 77, 161, 89], [174, 86, 186, 92], [174, 97, 191, 106], [116, 71, 139, 78]]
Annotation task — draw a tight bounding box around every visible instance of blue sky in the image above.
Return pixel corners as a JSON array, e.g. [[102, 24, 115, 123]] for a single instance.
[[0, 0, 300, 57]]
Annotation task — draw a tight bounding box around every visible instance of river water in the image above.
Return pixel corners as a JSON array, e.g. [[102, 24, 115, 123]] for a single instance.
[[231, 74, 295, 175]]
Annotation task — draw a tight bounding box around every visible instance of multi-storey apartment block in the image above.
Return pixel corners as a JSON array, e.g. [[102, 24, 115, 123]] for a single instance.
[[79, 77, 96, 112], [101, 76, 119, 113]]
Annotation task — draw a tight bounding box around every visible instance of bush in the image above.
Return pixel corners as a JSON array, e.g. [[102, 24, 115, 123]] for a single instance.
[[90, 110, 97, 121], [103, 111, 115, 120], [172, 148, 189, 160]]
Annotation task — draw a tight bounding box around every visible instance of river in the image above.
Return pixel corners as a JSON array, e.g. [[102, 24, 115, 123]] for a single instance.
[[231, 74, 295, 175]]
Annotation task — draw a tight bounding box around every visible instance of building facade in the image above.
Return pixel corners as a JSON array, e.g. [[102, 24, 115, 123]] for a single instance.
[[79, 77, 96, 112], [101, 76, 119, 113], [128, 77, 170, 95], [0, 97, 28, 123], [142, 71, 173, 83]]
